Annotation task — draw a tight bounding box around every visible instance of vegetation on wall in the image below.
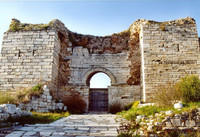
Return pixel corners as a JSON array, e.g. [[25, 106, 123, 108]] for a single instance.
[[0, 84, 43, 104], [0, 92, 16, 104], [152, 75, 200, 107], [8, 18, 53, 32]]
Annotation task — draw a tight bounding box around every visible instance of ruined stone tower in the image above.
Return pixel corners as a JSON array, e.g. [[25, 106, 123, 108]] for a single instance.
[[0, 17, 199, 112]]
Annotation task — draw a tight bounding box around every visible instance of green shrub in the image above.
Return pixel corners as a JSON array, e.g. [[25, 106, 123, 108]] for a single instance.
[[31, 84, 42, 92], [62, 93, 86, 114], [9, 19, 20, 32], [109, 101, 123, 114], [152, 75, 200, 106], [176, 75, 200, 103]]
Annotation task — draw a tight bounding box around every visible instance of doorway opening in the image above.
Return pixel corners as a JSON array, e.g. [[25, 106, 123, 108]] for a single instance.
[[88, 72, 111, 112], [90, 72, 111, 88]]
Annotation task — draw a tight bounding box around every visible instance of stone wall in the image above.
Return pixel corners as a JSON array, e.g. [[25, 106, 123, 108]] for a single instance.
[[108, 85, 141, 106], [140, 17, 200, 101], [67, 46, 130, 85], [131, 108, 200, 136], [0, 104, 31, 122], [60, 46, 139, 110], [19, 85, 66, 112], [0, 29, 59, 91], [1, 17, 199, 110]]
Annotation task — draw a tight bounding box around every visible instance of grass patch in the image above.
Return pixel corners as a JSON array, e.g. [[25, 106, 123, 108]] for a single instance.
[[172, 102, 200, 114], [151, 83, 181, 107], [118, 102, 200, 137], [119, 101, 200, 121], [1, 112, 69, 127], [119, 101, 169, 121], [0, 84, 44, 104], [0, 92, 16, 104]]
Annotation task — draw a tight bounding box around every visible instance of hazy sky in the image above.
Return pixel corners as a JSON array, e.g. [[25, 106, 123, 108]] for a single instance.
[[0, 0, 199, 87]]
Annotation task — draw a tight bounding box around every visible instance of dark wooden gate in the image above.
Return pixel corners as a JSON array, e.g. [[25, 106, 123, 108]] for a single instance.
[[89, 88, 108, 112]]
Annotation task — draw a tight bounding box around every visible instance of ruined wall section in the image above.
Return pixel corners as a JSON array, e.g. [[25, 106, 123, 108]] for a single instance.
[[68, 30, 129, 54], [0, 30, 59, 90], [67, 27, 141, 86], [68, 47, 130, 85], [62, 46, 140, 107], [140, 17, 200, 101]]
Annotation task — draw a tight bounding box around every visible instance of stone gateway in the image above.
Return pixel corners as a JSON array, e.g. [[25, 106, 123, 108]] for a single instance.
[[0, 17, 199, 112]]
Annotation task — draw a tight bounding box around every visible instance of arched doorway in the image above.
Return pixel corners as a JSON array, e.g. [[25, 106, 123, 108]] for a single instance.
[[83, 67, 117, 112], [88, 72, 111, 112]]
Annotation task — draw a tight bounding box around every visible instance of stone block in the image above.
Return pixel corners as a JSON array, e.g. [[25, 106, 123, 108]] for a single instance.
[[185, 120, 196, 127], [0, 104, 17, 114], [170, 119, 181, 127], [47, 96, 52, 100]]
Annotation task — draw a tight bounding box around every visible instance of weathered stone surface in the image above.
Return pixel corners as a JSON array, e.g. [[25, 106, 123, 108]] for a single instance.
[[0, 17, 199, 111], [140, 17, 200, 102], [0, 104, 31, 121], [6, 114, 120, 137], [171, 119, 181, 127], [119, 107, 200, 137], [19, 85, 66, 112], [174, 102, 183, 109], [0, 104, 17, 114], [185, 120, 196, 127]]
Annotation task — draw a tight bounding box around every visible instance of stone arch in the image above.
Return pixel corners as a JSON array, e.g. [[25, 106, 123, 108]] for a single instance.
[[83, 67, 117, 86]]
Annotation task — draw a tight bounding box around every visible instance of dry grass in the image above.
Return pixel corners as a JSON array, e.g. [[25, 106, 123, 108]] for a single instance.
[[9, 18, 52, 32], [151, 75, 200, 107], [0, 92, 16, 104], [0, 84, 43, 104], [150, 83, 182, 107]]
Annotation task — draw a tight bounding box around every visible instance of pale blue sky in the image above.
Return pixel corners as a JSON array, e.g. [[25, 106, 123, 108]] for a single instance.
[[0, 0, 200, 44], [0, 0, 200, 88], [90, 73, 111, 88]]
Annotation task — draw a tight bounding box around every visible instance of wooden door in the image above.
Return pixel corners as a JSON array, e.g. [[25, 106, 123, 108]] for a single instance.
[[89, 88, 108, 112]]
